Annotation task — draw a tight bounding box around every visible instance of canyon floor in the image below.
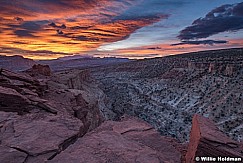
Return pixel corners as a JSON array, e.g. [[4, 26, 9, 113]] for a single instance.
[[0, 48, 243, 162]]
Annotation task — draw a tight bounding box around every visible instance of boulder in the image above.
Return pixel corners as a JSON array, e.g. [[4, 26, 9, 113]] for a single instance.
[[186, 114, 243, 163]]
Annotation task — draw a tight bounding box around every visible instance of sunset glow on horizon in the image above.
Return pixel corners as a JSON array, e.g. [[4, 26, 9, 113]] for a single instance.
[[0, 0, 243, 60]]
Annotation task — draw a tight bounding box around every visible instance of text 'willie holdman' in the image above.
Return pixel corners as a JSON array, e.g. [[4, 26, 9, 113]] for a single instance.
[[195, 156, 242, 162]]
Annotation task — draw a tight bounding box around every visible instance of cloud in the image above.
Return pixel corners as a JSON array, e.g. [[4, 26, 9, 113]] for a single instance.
[[14, 17, 24, 22], [0, 46, 71, 58], [49, 22, 66, 29], [178, 2, 243, 40], [171, 40, 228, 46], [14, 30, 37, 37], [147, 47, 161, 50], [0, 0, 170, 59], [56, 30, 64, 35]]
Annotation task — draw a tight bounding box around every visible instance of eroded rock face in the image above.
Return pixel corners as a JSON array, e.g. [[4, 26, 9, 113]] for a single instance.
[[0, 67, 111, 162], [186, 114, 243, 163], [0, 68, 47, 96], [49, 115, 183, 163], [50, 69, 116, 121]]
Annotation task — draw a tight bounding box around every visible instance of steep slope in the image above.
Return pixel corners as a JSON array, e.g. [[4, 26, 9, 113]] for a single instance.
[[91, 48, 243, 142]]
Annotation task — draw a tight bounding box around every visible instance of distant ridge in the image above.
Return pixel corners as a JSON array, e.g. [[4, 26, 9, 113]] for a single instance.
[[0, 55, 36, 71], [38, 56, 132, 71]]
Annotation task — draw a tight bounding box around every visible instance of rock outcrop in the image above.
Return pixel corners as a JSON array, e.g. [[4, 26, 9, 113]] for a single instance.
[[49, 115, 183, 163], [186, 114, 243, 162], [0, 86, 31, 113], [25, 64, 51, 77], [0, 67, 110, 162], [51, 69, 116, 121], [0, 112, 84, 163], [0, 68, 49, 114]]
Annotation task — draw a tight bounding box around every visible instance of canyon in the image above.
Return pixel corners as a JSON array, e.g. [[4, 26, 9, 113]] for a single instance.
[[0, 48, 243, 162], [91, 48, 243, 142]]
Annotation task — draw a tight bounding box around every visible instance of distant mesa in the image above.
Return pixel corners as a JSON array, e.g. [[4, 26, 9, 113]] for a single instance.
[[0, 55, 36, 71]]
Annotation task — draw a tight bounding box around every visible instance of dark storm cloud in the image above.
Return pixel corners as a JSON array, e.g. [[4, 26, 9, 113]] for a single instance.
[[178, 2, 243, 40], [171, 40, 228, 46]]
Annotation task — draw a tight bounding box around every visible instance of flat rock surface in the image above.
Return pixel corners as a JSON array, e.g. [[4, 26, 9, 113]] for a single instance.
[[0, 145, 27, 163], [0, 112, 83, 162], [49, 115, 182, 163]]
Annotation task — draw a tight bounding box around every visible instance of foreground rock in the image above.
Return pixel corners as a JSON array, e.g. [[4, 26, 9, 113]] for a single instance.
[[0, 67, 111, 162], [0, 145, 27, 163], [186, 114, 243, 162], [0, 86, 32, 113], [49, 115, 182, 163], [0, 112, 84, 162]]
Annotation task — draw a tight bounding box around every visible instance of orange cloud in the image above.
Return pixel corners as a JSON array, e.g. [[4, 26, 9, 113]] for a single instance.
[[0, 0, 169, 59]]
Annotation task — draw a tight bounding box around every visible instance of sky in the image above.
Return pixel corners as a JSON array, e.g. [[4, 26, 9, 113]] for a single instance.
[[0, 0, 243, 60]]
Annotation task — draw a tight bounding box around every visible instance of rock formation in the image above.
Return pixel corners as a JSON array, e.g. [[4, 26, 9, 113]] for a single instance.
[[49, 115, 183, 163], [186, 114, 243, 162], [25, 64, 51, 77], [0, 66, 111, 162]]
